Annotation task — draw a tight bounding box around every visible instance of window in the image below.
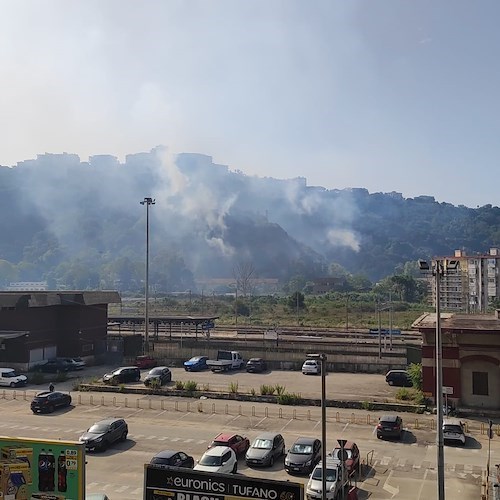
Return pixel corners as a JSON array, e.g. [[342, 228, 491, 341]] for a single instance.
[[472, 372, 488, 396]]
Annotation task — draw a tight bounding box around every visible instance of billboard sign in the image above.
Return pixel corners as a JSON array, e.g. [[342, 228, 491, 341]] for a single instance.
[[144, 464, 303, 500], [0, 435, 85, 500]]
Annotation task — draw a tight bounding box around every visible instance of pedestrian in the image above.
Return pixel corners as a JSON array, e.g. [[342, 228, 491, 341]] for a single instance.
[[48, 382, 54, 392]]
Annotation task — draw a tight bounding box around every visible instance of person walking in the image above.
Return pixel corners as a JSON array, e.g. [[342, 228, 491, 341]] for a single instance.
[[48, 382, 54, 392]]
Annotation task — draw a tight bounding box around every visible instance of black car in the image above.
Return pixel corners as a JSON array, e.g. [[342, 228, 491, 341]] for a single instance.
[[36, 359, 73, 373], [245, 432, 285, 467], [144, 366, 172, 386], [246, 358, 267, 373], [284, 437, 321, 475], [377, 415, 403, 440], [385, 370, 412, 387], [150, 450, 195, 468], [79, 418, 128, 451], [102, 366, 141, 384], [31, 391, 72, 414]]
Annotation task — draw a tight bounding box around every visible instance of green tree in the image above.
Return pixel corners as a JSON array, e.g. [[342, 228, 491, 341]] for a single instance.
[[407, 363, 422, 390]]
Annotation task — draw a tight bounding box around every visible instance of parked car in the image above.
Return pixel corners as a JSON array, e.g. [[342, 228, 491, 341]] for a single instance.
[[302, 359, 321, 375], [443, 418, 466, 445], [331, 441, 360, 476], [102, 366, 141, 384], [144, 366, 171, 386], [245, 432, 285, 467], [0, 368, 27, 387], [183, 356, 209, 372], [134, 355, 158, 369], [30, 391, 72, 414], [150, 450, 194, 468], [306, 457, 349, 500], [208, 433, 250, 457], [206, 350, 244, 372], [376, 415, 403, 440], [246, 358, 267, 373], [194, 446, 237, 474], [36, 359, 74, 373], [285, 437, 322, 475], [59, 357, 85, 371], [79, 418, 128, 451], [71, 357, 86, 369], [385, 370, 412, 387]]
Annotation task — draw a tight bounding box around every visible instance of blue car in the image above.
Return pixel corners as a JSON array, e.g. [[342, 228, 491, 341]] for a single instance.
[[184, 356, 209, 372]]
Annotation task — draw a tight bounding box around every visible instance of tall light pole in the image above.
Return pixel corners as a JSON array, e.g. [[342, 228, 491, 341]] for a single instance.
[[419, 258, 457, 500], [140, 197, 155, 353], [308, 353, 327, 500]]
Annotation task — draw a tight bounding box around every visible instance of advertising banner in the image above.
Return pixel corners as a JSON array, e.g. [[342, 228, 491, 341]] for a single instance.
[[144, 464, 303, 500], [0, 435, 85, 500]]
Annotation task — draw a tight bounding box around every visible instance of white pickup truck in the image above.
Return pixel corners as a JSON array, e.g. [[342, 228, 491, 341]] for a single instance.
[[0, 368, 28, 387], [206, 350, 244, 372]]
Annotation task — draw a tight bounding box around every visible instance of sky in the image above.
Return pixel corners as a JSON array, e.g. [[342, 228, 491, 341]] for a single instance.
[[1, 0, 499, 208]]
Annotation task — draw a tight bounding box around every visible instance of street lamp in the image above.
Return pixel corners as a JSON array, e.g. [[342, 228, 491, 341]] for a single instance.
[[307, 353, 327, 500], [418, 258, 458, 500], [140, 197, 155, 353]]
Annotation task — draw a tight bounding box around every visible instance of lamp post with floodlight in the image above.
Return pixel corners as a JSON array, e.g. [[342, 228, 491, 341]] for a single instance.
[[140, 197, 155, 353], [307, 353, 327, 500]]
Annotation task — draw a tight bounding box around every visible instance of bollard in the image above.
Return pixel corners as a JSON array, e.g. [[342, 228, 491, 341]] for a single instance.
[[415, 418, 419, 430], [351, 413, 356, 424], [23, 391, 27, 401], [113, 397, 116, 407], [90, 395, 94, 406], [101, 396, 105, 406], [161, 400, 165, 410], [225, 404, 229, 415], [125, 397, 128, 408], [293, 409, 297, 420], [1, 390, 5, 399], [149, 399, 152, 409], [239, 405, 242, 416], [336, 412, 340, 422], [265, 407, 269, 418], [278, 408, 283, 419], [496, 424, 500, 436], [464, 421, 469, 433], [198, 402, 203, 413], [136, 399, 140, 409], [251, 406, 256, 417], [175, 401, 179, 411], [13, 391, 16, 400], [212, 403, 216, 414], [481, 422, 485, 435], [78, 394, 82, 405], [187, 402, 191, 413], [307, 409, 311, 421]]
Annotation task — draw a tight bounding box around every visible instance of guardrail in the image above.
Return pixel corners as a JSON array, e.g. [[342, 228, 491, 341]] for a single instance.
[[0, 388, 490, 434]]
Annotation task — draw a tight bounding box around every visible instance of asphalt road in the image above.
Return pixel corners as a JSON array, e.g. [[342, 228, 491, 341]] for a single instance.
[[1, 365, 497, 499]]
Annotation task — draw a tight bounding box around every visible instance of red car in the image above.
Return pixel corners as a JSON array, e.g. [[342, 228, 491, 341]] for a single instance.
[[331, 441, 360, 476], [209, 433, 250, 457], [134, 355, 158, 369]]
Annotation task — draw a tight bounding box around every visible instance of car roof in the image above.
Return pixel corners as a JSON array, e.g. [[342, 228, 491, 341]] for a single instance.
[[149, 366, 169, 371], [380, 415, 400, 422], [333, 440, 357, 450], [35, 391, 54, 397], [317, 457, 342, 467], [293, 437, 317, 445], [387, 370, 407, 374], [443, 418, 463, 426], [205, 445, 232, 457], [213, 432, 239, 442], [114, 366, 138, 371], [248, 358, 263, 362], [254, 432, 281, 440]]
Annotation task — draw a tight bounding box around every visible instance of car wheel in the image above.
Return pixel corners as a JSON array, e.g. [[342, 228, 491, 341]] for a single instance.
[[135, 376, 140, 382], [388, 380, 394, 386], [377, 434, 381, 439], [120, 431, 128, 442], [10, 382, 16, 388], [232, 462, 237, 473]]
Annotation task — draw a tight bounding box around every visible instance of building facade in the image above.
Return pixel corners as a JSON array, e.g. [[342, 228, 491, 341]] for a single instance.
[[412, 311, 500, 411]]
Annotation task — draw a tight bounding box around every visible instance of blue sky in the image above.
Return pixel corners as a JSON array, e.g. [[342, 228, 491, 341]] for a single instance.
[[1, 0, 499, 207]]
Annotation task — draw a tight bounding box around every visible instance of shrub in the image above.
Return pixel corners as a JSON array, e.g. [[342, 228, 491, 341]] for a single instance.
[[250, 388, 256, 396], [72, 381, 81, 391], [229, 382, 239, 394], [260, 384, 275, 395], [55, 372, 68, 383], [361, 401, 373, 411], [274, 384, 286, 396], [396, 387, 412, 401], [184, 380, 198, 393], [28, 372, 46, 385], [118, 384, 125, 392], [149, 379, 161, 390], [277, 393, 302, 405], [407, 363, 423, 390], [175, 380, 185, 390], [202, 384, 210, 392]]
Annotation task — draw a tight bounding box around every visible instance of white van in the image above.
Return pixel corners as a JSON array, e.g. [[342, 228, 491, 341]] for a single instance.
[[0, 368, 28, 387]]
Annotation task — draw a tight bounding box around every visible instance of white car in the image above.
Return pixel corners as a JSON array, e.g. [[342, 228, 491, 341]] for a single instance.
[[0, 368, 28, 387], [443, 418, 466, 445], [194, 446, 237, 474], [302, 359, 321, 375], [306, 458, 349, 500]]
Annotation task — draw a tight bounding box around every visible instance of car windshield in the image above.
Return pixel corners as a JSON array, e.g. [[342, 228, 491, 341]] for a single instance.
[[252, 439, 272, 449], [199, 454, 222, 466], [148, 368, 163, 375], [444, 425, 463, 434], [312, 467, 337, 481], [291, 443, 313, 454], [4, 371, 20, 378], [73, 358, 83, 362], [190, 357, 201, 362], [88, 423, 109, 433], [304, 361, 316, 366], [333, 448, 353, 459]]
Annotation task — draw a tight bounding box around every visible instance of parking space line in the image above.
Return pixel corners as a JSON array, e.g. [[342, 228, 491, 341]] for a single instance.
[[279, 419, 294, 433]]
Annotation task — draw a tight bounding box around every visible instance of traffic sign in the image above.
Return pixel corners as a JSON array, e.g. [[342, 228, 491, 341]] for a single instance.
[[443, 386, 453, 395]]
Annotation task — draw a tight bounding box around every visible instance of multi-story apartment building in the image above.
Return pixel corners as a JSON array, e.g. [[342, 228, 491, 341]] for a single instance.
[[429, 248, 500, 313]]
